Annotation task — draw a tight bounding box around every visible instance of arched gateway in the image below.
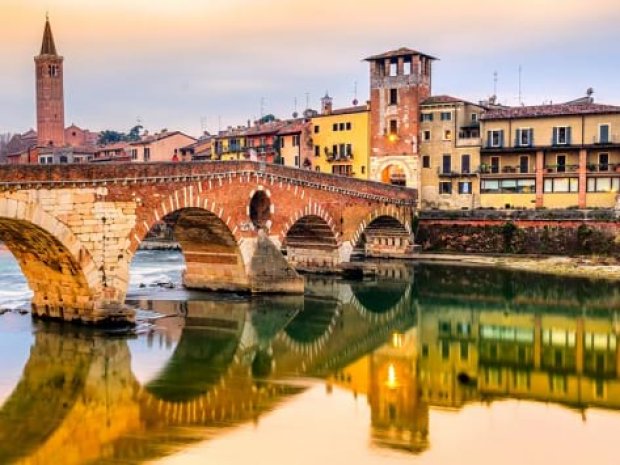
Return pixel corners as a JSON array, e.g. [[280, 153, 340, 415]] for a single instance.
[[0, 161, 416, 324]]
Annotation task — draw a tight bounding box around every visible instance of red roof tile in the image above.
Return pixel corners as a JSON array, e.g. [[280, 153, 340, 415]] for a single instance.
[[481, 102, 620, 120]]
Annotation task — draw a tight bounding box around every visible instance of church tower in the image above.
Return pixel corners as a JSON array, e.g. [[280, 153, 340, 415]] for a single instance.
[[35, 15, 65, 147]]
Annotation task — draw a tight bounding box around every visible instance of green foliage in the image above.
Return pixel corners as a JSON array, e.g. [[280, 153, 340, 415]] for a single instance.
[[97, 125, 144, 145]]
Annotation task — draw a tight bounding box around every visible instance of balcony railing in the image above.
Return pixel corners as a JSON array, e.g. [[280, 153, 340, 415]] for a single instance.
[[437, 168, 477, 177], [587, 163, 620, 173], [544, 164, 579, 174], [326, 151, 354, 162], [590, 134, 620, 145]]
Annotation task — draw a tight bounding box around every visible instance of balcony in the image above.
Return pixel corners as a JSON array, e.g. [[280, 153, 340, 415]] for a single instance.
[[587, 163, 620, 173], [544, 164, 579, 174], [479, 164, 536, 177], [437, 168, 477, 178], [589, 134, 620, 145], [326, 151, 354, 163]]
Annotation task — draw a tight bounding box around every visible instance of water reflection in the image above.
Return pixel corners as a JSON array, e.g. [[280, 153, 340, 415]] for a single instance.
[[0, 263, 619, 464]]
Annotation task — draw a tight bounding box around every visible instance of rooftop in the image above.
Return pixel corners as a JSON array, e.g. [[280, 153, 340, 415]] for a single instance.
[[39, 17, 58, 56], [481, 101, 620, 120], [422, 95, 479, 107], [364, 47, 437, 62]]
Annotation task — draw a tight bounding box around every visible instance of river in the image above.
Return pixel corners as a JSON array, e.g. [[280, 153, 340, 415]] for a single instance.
[[0, 249, 619, 464]]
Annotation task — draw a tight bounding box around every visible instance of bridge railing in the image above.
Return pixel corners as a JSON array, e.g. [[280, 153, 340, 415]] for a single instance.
[[0, 160, 417, 206]]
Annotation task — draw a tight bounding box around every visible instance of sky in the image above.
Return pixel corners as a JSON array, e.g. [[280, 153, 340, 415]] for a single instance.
[[1, 0, 620, 137]]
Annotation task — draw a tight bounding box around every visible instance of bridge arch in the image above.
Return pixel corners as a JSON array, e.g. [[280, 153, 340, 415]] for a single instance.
[[352, 208, 413, 259], [282, 212, 341, 270], [0, 199, 100, 321], [129, 188, 249, 292]]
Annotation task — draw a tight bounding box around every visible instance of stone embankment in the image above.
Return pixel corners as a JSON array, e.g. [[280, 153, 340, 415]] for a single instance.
[[416, 209, 620, 257]]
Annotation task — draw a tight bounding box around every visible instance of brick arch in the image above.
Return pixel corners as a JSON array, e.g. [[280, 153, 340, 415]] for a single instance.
[[279, 203, 340, 245], [0, 198, 100, 320], [351, 207, 412, 246], [128, 184, 242, 255]]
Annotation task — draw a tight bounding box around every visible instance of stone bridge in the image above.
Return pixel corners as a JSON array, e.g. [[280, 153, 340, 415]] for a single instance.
[[0, 161, 416, 324]]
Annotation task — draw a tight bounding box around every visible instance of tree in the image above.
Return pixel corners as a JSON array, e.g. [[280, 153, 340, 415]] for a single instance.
[[98, 130, 125, 145], [97, 126, 144, 145]]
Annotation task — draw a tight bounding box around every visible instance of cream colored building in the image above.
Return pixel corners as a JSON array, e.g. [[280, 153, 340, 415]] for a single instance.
[[479, 97, 620, 209], [418, 96, 485, 209]]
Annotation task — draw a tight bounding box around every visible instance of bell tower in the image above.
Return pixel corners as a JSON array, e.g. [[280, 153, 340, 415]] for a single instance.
[[35, 15, 65, 147]]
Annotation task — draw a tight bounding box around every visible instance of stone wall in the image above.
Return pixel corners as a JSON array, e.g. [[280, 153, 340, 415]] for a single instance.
[[417, 209, 620, 256]]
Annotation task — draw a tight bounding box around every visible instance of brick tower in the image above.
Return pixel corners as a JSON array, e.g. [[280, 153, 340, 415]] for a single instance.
[[366, 48, 436, 187], [35, 15, 65, 147]]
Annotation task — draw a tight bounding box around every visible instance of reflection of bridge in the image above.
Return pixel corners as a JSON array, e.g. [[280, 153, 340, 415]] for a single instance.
[[0, 276, 416, 464], [0, 161, 415, 324]]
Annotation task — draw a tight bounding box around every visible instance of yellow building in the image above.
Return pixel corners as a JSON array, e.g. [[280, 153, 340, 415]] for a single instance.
[[213, 127, 247, 161], [479, 97, 620, 209], [310, 96, 371, 179], [418, 96, 485, 209]]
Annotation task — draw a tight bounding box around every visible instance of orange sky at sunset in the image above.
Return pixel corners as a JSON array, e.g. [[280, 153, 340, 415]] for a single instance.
[[1, 0, 620, 136]]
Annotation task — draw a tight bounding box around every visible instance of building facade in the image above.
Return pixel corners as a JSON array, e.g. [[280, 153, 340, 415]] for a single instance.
[[310, 100, 371, 178], [129, 131, 197, 163], [479, 99, 620, 209], [419, 96, 484, 209]]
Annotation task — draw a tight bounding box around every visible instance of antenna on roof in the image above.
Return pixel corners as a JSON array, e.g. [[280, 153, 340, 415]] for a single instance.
[[352, 81, 359, 106], [518, 65, 523, 105], [292, 97, 298, 119], [305, 92, 310, 109], [493, 71, 498, 99]]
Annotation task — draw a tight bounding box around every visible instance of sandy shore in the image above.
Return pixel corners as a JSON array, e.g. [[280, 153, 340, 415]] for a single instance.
[[416, 253, 620, 281]]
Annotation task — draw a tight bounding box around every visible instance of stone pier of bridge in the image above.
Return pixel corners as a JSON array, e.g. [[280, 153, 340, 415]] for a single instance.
[[0, 161, 416, 325]]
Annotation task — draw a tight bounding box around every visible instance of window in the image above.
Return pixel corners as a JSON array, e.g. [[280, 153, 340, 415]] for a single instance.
[[280, 137, 285, 149], [556, 154, 567, 173], [332, 144, 338, 156], [339, 143, 346, 157], [403, 59, 412, 76], [422, 155, 430, 168], [332, 164, 353, 176], [519, 156, 529, 174], [314, 125, 320, 134], [423, 130, 431, 141], [442, 154, 452, 174], [458, 181, 472, 194], [389, 88, 398, 105], [460, 341, 469, 361], [443, 130, 452, 141], [488, 130, 504, 148], [345, 144, 352, 157], [346, 122, 352, 130], [389, 120, 398, 135], [441, 340, 450, 360], [339, 123, 345, 131], [293, 135, 300, 147], [144, 147, 151, 162], [440, 111, 452, 121], [361, 166, 366, 175], [439, 181, 452, 194], [481, 179, 535, 193], [599, 124, 610, 144], [599, 153, 609, 171], [553, 126, 571, 145], [471, 113, 479, 123], [294, 156, 299, 167], [421, 113, 433, 122], [544, 178, 578, 193], [389, 60, 398, 76], [587, 177, 620, 192], [131, 149, 138, 160], [333, 123, 338, 131], [314, 145, 320, 157], [315, 166, 320, 172], [516, 128, 533, 147], [39, 155, 53, 164], [491, 156, 500, 174], [461, 154, 471, 174]]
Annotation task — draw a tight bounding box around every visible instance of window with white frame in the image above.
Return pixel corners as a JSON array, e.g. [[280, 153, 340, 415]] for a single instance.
[[516, 128, 533, 147], [488, 130, 504, 148]]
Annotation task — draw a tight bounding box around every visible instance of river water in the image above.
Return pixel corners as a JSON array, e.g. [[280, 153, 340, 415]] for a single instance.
[[1, 249, 620, 464]]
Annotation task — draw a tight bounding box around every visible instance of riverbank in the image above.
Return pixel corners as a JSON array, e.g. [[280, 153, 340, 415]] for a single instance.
[[415, 252, 620, 282]]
